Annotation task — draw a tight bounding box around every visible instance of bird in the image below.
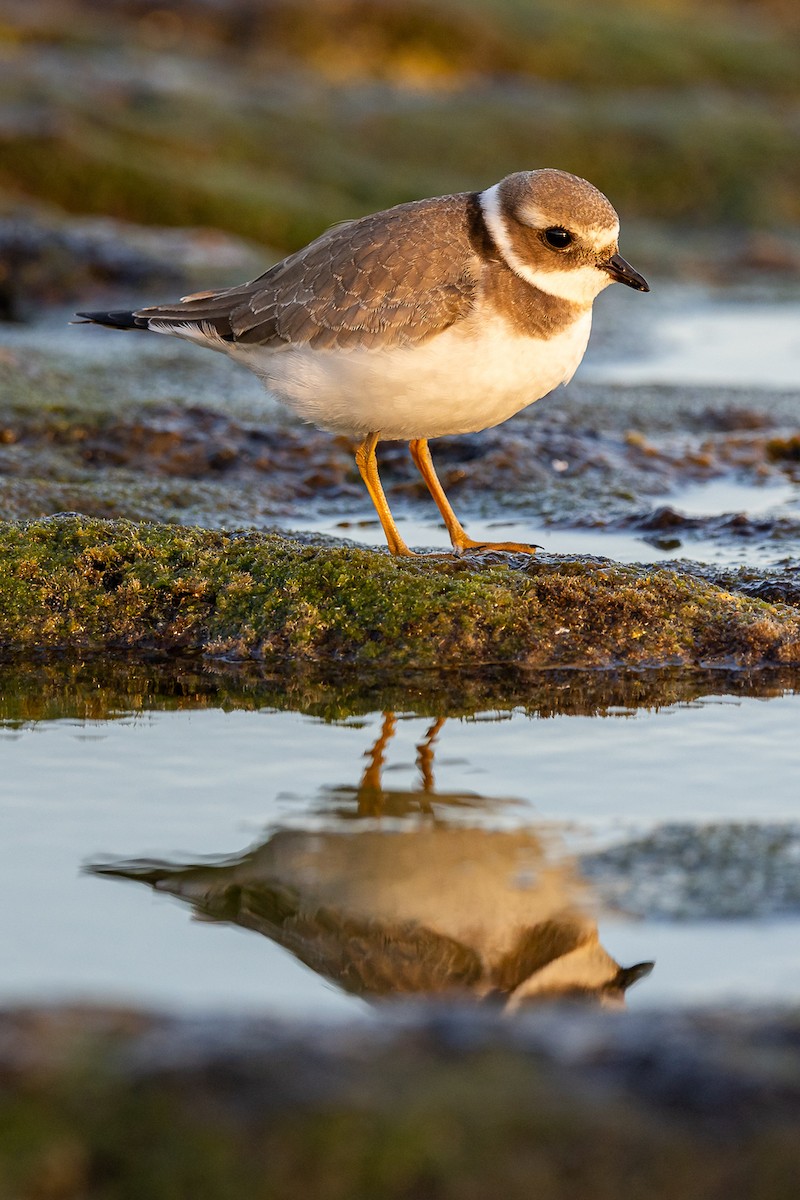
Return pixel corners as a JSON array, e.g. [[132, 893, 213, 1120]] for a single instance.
[[75, 169, 649, 556], [90, 711, 654, 1010]]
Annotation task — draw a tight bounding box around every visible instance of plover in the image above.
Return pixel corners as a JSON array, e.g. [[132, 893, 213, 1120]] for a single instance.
[[76, 169, 648, 555]]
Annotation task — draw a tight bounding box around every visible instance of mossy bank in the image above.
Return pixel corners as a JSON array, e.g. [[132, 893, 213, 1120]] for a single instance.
[[2, 516, 799, 668]]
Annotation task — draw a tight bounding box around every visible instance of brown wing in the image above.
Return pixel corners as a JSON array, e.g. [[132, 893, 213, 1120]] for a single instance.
[[136, 193, 482, 351]]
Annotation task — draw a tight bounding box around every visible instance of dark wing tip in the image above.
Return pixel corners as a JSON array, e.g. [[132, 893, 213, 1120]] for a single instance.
[[72, 310, 149, 330]]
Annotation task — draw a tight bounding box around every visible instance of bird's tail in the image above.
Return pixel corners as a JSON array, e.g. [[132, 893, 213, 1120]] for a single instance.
[[73, 309, 150, 331]]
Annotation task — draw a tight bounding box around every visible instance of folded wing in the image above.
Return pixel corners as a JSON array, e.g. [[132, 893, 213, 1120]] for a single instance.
[[136, 194, 480, 351]]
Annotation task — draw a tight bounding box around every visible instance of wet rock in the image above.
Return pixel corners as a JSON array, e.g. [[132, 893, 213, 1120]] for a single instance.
[[700, 407, 775, 433], [77, 407, 355, 488], [1, 515, 800, 668], [583, 823, 800, 919], [0, 217, 184, 321], [670, 561, 800, 613], [618, 505, 800, 551], [630, 505, 703, 532], [737, 573, 800, 605], [0, 389, 785, 539], [767, 434, 800, 462], [3, 301, 800, 538]]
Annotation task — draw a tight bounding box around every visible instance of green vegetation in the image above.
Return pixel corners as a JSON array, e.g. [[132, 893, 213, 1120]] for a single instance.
[[1, 515, 798, 668], [2, 0, 800, 248]]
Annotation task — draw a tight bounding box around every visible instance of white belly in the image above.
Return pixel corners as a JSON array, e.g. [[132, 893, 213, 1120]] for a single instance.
[[228, 311, 593, 440]]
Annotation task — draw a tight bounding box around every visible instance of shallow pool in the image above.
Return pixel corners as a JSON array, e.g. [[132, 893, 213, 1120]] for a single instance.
[[2, 666, 798, 1017]]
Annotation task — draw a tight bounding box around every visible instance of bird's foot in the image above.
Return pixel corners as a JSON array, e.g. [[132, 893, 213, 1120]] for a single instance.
[[454, 539, 541, 556]]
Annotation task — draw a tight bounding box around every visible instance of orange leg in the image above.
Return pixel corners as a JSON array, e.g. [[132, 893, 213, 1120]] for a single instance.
[[355, 432, 414, 557], [408, 438, 539, 555]]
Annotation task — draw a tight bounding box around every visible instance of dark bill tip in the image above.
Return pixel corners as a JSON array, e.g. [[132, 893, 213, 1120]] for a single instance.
[[604, 252, 650, 292], [615, 961, 656, 991]]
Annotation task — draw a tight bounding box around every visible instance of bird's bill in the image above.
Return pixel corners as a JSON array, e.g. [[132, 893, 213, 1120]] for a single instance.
[[603, 252, 649, 291], [615, 960, 656, 990]]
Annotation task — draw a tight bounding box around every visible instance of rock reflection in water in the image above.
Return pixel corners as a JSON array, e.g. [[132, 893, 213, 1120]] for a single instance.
[[91, 714, 653, 1010]]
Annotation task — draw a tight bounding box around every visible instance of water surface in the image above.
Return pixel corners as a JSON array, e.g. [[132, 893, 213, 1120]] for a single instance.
[[2, 666, 798, 1016]]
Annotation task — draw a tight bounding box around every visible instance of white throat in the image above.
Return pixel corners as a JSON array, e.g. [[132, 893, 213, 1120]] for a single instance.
[[479, 183, 611, 306]]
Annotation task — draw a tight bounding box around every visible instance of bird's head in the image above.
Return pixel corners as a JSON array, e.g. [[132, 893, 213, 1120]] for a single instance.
[[481, 168, 649, 305]]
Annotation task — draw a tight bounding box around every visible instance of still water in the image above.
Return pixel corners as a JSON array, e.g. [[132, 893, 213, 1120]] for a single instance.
[[280, 472, 800, 566], [2, 667, 799, 1017]]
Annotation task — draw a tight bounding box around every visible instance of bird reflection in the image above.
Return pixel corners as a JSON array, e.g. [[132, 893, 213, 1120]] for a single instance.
[[91, 713, 653, 1009]]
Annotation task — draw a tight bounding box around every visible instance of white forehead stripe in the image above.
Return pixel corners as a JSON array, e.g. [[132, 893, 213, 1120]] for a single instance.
[[518, 202, 619, 249], [595, 223, 619, 249], [518, 202, 550, 230]]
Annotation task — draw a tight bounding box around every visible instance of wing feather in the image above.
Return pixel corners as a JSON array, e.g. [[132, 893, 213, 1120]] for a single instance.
[[136, 194, 481, 351]]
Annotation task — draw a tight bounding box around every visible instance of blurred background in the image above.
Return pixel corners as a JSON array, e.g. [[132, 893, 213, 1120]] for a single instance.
[[2, 0, 800, 316]]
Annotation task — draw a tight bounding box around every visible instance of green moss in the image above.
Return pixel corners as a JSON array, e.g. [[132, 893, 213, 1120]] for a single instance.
[[1, 516, 798, 668], [0, 133, 343, 252], [7, 84, 800, 242]]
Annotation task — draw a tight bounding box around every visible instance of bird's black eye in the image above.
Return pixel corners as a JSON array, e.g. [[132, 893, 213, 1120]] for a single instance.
[[543, 227, 573, 249]]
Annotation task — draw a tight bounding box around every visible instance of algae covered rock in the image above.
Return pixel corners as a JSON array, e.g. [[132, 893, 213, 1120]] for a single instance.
[[1, 515, 799, 668]]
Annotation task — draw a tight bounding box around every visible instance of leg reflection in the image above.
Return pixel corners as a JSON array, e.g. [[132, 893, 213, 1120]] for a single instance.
[[355, 712, 448, 818], [416, 717, 446, 812], [356, 711, 397, 816]]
